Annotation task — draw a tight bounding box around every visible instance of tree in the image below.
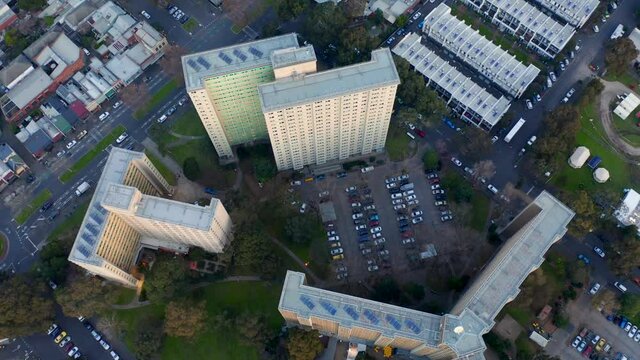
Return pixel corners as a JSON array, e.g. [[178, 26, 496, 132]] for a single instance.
[[17, 0, 47, 11], [620, 294, 640, 323], [403, 282, 425, 301], [441, 171, 473, 203], [276, 0, 308, 21], [0, 276, 55, 338], [233, 229, 283, 279], [183, 157, 202, 181], [340, 0, 367, 18], [372, 276, 402, 304], [422, 149, 440, 171], [303, 2, 348, 52], [164, 299, 207, 339], [285, 215, 314, 244], [34, 237, 72, 283], [461, 127, 493, 161], [159, 44, 187, 85], [336, 26, 376, 66], [262, 21, 281, 38], [535, 105, 580, 168], [144, 255, 187, 303], [415, 88, 448, 126], [606, 225, 640, 275], [286, 328, 324, 360], [235, 311, 271, 348], [473, 160, 496, 181], [562, 190, 597, 237], [3, 28, 30, 57], [119, 83, 150, 109], [55, 276, 117, 318], [253, 156, 276, 182], [134, 325, 164, 360], [605, 38, 638, 76], [373, 9, 385, 25], [395, 14, 408, 27]]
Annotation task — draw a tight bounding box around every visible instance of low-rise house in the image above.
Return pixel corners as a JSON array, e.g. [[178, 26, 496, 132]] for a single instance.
[[0, 143, 29, 176]]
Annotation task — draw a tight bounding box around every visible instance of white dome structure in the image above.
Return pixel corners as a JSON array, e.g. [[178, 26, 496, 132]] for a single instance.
[[568, 146, 590, 169], [594, 168, 610, 183]]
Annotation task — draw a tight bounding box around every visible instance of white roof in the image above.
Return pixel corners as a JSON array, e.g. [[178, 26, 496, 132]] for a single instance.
[[6, 68, 53, 109], [613, 93, 640, 120], [105, 54, 141, 83], [423, 4, 540, 98], [568, 146, 590, 168], [532, 0, 599, 27], [615, 189, 640, 226], [629, 29, 640, 61], [593, 168, 610, 183], [393, 33, 511, 127]]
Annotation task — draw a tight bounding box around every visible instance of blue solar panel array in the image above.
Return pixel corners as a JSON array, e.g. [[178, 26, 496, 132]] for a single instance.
[[300, 295, 315, 310], [86, 223, 100, 236], [81, 233, 95, 245], [343, 306, 359, 320], [385, 314, 402, 330], [363, 309, 380, 325], [405, 319, 422, 334], [77, 245, 91, 257], [218, 52, 233, 64], [248, 46, 263, 58], [89, 212, 103, 225], [197, 57, 211, 69], [97, 205, 108, 215], [233, 49, 247, 61], [319, 300, 337, 316], [187, 59, 200, 71]]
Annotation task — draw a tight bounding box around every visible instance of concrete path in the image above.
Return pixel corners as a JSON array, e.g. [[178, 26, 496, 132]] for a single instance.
[[168, 130, 207, 140], [598, 80, 640, 157]]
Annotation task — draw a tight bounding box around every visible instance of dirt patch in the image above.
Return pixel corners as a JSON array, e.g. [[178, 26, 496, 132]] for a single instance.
[[494, 315, 524, 341]]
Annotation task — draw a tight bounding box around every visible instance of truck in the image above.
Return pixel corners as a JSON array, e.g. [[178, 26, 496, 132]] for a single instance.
[[504, 118, 526, 143], [75, 181, 91, 196], [610, 24, 624, 40], [400, 183, 414, 191]]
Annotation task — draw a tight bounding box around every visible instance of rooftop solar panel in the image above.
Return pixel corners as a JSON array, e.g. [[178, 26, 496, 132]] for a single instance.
[[386, 314, 402, 330], [248, 46, 263, 58], [405, 319, 422, 334], [77, 245, 91, 257], [218, 52, 233, 64], [363, 309, 380, 325], [300, 295, 315, 310], [343, 306, 359, 320], [233, 49, 247, 61], [319, 300, 337, 315], [187, 59, 200, 71], [197, 57, 211, 69], [81, 232, 95, 245]]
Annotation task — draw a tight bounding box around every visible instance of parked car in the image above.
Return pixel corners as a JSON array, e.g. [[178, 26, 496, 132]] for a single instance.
[[393, 204, 406, 211], [589, 283, 601, 295], [98, 112, 110, 121], [385, 182, 397, 189], [451, 157, 462, 167], [526, 99, 533, 110], [99, 339, 111, 350], [434, 201, 447, 207], [578, 254, 590, 265], [370, 226, 382, 234], [441, 215, 453, 222], [401, 237, 415, 245], [66, 140, 77, 149], [411, 210, 423, 217], [140, 10, 151, 19], [571, 336, 582, 348], [54, 331, 67, 344], [115, 132, 129, 144], [412, 217, 424, 224], [345, 186, 357, 192], [431, 184, 441, 190], [593, 246, 605, 258]]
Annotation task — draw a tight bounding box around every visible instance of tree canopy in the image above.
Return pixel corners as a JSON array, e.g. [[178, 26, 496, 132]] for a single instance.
[[620, 293, 640, 324], [562, 190, 597, 237], [34, 237, 73, 283], [144, 255, 187, 303], [534, 105, 580, 170], [17, 0, 47, 11], [0, 276, 55, 338], [422, 149, 440, 171], [394, 56, 447, 125], [164, 299, 207, 339], [233, 229, 283, 279], [235, 311, 271, 348], [183, 157, 202, 181], [302, 3, 348, 52], [286, 328, 325, 360], [285, 215, 315, 244], [605, 38, 638, 76], [275, 0, 308, 21], [55, 276, 117, 318]]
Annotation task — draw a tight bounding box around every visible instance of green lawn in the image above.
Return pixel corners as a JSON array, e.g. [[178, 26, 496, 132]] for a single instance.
[[15, 189, 52, 224], [604, 71, 639, 88], [469, 192, 490, 232], [182, 18, 199, 32], [170, 108, 207, 137], [134, 81, 178, 119], [386, 122, 415, 161], [552, 103, 631, 193], [60, 125, 127, 183], [47, 202, 89, 241], [612, 105, 640, 147], [144, 151, 177, 186], [114, 281, 283, 360], [113, 288, 137, 305]]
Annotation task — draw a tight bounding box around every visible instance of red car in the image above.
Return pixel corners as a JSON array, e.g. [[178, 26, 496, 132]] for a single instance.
[[414, 128, 426, 138], [582, 345, 593, 358], [369, 221, 380, 227], [429, 178, 440, 184], [402, 231, 414, 238]]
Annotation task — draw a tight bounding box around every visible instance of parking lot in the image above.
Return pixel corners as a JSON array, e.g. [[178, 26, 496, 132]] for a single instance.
[[296, 155, 497, 291]]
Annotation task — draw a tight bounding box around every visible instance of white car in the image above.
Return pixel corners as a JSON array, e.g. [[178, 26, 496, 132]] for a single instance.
[[328, 236, 340, 242], [68, 347, 79, 357], [370, 226, 382, 234], [372, 232, 382, 239], [402, 237, 415, 245], [327, 230, 336, 237], [407, 199, 419, 206], [405, 194, 417, 201], [399, 174, 410, 180], [99, 339, 111, 350], [385, 182, 397, 189], [402, 190, 414, 197], [345, 186, 357, 192], [393, 204, 406, 211], [374, 237, 386, 245], [112, 100, 123, 109], [98, 112, 110, 121], [330, 248, 343, 256], [379, 249, 389, 256], [593, 246, 605, 258], [115, 132, 128, 144], [412, 210, 423, 217], [66, 140, 77, 149], [527, 136, 537, 146], [431, 184, 441, 190], [352, 213, 363, 220], [487, 184, 499, 194], [368, 265, 379, 272], [412, 217, 424, 224], [526, 99, 533, 110], [549, 72, 557, 82], [385, 177, 397, 184], [140, 10, 151, 19], [589, 283, 600, 295], [392, 199, 404, 205], [363, 205, 376, 211], [451, 157, 462, 167], [628, 325, 638, 338], [355, 224, 366, 231], [110, 351, 120, 360], [391, 193, 403, 199], [299, 203, 307, 214]]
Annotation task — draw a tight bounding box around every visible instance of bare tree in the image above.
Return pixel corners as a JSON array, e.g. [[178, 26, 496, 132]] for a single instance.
[[159, 44, 187, 85], [96, 313, 124, 339], [340, 0, 367, 18], [118, 83, 150, 110], [472, 160, 496, 181]]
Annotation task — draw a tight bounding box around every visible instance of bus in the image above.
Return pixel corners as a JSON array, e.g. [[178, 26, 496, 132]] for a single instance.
[[504, 118, 526, 143]]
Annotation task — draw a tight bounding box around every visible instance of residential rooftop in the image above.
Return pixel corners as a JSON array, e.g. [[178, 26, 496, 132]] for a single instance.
[[393, 33, 511, 127], [182, 33, 301, 91], [423, 3, 540, 98], [257, 48, 400, 113], [532, 0, 599, 27], [270, 45, 316, 69]]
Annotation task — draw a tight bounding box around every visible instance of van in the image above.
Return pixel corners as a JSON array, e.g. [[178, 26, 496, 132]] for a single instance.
[[546, 77, 553, 88], [157, 114, 168, 123], [614, 281, 627, 293], [361, 166, 374, 173], [406, 131, 416, 139]]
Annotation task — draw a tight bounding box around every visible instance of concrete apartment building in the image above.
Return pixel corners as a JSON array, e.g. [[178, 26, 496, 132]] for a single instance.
[[393, 33, 511, 130], [279, 191, 574, 359], [183, 34, 302, 160], [460, 0, 575, 58], [531, 0, 599, 28], [258, 48, 400, 171], [68, 148, 233, 288], [422, 4, 540, 98]]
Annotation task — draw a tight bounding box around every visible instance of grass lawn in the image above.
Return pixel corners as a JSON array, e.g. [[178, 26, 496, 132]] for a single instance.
[[60, 125, 127, 183], [114, 281, 283, 360], [170, 108, 207, 137], [182, 18, 199, 32], [604, 71, 639, 88], [144, 151, 177, 186], [113, 288, 137, 305], [612, 106, 640, 147], [15, 189, 52, 224], [134, 81, 178, 119], [469, 192, 490, 232], [552, 102, 631, 193], [386, 122, 415, 161], [47, 202, 89, 241]]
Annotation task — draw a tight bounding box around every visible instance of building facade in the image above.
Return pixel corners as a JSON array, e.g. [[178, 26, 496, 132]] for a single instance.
[[258, 48, 399, 170], [422, 4, 540, 98], [460, 0, 575, 58], [68, 148, 233, 287], [393, 33, 511, 130], [279, 191, 574, 359], [183, 34, 304, 160]]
